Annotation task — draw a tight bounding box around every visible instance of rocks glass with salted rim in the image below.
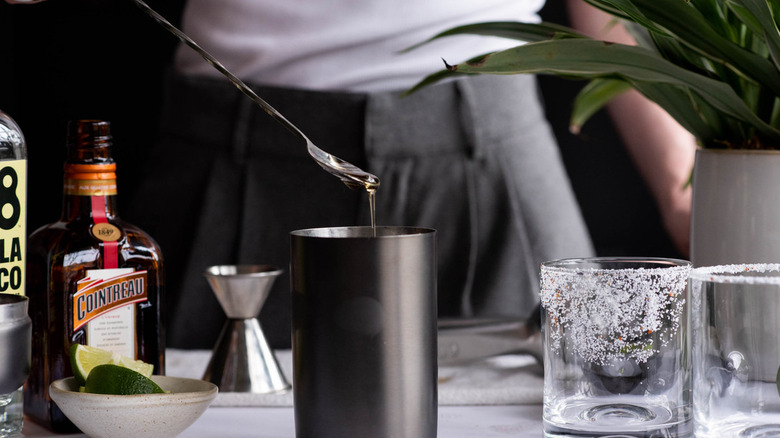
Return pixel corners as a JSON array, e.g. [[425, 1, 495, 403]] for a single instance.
[[690, 263, 780, 438], [540, 257, 692, 438]]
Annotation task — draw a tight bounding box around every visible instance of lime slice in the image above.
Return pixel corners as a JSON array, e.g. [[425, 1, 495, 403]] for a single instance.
[[69, 344, 154, 385], [84, 364, 165, 395], [114, 354, 155, 377]]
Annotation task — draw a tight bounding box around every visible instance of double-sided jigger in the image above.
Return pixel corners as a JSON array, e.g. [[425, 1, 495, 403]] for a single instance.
[[202, 265, 290, 393]]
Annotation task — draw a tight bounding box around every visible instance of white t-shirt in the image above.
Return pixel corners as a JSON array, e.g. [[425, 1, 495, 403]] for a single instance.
[[174, 0, 545, 92]]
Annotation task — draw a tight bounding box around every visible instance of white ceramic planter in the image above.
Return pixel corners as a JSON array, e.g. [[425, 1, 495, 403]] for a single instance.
[[691, 149, 780, 383], [691, 149, 780, 267]]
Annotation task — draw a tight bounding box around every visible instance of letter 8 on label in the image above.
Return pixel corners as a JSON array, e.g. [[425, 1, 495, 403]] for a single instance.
[[0, 167, 21, 230]]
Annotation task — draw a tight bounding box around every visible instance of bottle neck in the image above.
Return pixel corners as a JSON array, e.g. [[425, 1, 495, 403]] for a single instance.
[[61, 163, 119, 221]]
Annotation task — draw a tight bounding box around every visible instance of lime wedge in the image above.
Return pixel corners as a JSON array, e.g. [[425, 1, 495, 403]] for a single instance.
[[69, 344, 154, 385], [84, 364, 165, 395]]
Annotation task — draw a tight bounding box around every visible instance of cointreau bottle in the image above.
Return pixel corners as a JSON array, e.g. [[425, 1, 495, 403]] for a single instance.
[[25, 120, 165, 432]]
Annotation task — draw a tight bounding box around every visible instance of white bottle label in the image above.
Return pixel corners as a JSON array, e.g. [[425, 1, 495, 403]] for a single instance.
[[73, 268, 148, 359]]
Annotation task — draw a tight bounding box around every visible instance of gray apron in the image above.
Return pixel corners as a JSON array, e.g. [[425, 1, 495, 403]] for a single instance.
[[130, 72, 594, 349]]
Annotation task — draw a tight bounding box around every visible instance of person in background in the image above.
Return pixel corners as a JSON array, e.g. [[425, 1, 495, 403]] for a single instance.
[[566, 0, 694, 258], [3, 0, 694, 350]]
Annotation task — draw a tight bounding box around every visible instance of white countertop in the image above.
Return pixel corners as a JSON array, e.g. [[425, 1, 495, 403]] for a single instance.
[[22, 349, 546, 437], [23, 404, 545, 438]]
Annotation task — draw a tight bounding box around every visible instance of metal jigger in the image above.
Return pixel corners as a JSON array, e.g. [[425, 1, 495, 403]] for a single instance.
[[202, 265, 291, 393]]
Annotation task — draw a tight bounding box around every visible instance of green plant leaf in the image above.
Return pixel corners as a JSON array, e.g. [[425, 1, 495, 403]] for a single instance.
[[403, 0, 780, 148], [402, 67, 468, 96], [597, 0, 780, 97], [582, 0, 634, 21], [630, 81, 729, 142], [725, 1, 764, 36], [586, 0, 666, 35], [727, 0, 780, 72], [439, 39, 780, 142], [646, 32, 714, 76], [401, 21, 586, 53], [693, 0, 734, 42], [570, 79, 632, 134], [569, 77, 733, 143]]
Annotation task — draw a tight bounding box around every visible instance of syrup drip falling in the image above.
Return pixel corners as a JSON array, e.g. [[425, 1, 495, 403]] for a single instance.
[[368, 186, 377, 237], [341, 169, 379, 236]]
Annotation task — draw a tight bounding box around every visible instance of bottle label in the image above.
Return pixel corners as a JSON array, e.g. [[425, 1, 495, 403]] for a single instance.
[[64, 179, 117, 196], [0, 159, 25, 295], [73, 268, 148, 358], [92, 223, 121, 242]]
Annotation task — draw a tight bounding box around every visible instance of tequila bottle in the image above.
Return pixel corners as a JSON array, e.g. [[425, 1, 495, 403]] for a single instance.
[[0, 110, 26, 296], [0, 109, 26, 437]]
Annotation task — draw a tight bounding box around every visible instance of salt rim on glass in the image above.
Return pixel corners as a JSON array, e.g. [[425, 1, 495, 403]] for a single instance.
[[540, 258, 691, 366], [689, 263, 780, 284]]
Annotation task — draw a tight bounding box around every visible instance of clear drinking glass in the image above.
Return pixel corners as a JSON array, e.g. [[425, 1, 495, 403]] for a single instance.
[[540, 257, 692, 438], [690, 263, 780, 438], [0, 294, 30, 438]]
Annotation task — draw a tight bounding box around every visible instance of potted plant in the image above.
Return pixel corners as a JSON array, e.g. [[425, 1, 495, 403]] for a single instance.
[[407, 0, 780, 266]]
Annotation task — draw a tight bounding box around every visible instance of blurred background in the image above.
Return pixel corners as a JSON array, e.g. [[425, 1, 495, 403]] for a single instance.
[[0, 0, 681, 257]]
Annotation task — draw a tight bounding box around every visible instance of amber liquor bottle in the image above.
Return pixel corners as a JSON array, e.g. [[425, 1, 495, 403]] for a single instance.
[[25, 120, 165, 432]]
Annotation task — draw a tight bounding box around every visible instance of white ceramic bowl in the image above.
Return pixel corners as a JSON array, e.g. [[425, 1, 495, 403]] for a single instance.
[[49, 375, 218, 438]]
